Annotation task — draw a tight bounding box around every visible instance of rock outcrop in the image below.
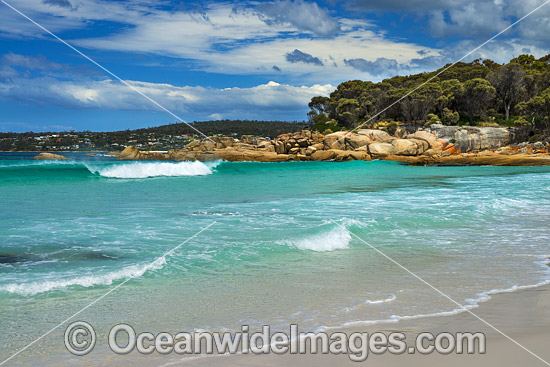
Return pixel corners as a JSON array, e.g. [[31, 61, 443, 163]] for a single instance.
[[117, 146, 168, 160], [114, 127, 550, 166], [427, 124, 511, 152], [34, 152, 69, 160]]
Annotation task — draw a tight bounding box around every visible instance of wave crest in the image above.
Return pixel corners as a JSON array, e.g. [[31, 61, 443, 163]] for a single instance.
[[0, 258, 166, 296], [87, 161, 218, 179], [280, 226, 352, 252]]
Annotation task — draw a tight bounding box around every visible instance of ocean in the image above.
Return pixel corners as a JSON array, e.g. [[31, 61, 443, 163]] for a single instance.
[[1, 152, 550, 365]]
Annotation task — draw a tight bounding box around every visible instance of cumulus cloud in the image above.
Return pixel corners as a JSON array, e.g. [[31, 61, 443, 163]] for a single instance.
[[427, 3, 510, 39], [344, 58, 400, 76], [285, 49, 323, 66], [256, 0, 340, 37], [0, 75, 334, 120]]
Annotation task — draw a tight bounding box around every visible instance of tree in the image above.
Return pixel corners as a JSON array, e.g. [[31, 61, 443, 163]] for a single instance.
[[517, 87, 550, 131], [335, 98, 361, 127], [488, 63, 526, 120], [458, 78, 496, 125], [308, 96, 330, 115], [394, 83, 442, 125]]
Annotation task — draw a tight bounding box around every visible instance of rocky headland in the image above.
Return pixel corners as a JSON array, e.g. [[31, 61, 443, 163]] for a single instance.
[[33, 152, 69, 160], [110, 124, 550, 166]]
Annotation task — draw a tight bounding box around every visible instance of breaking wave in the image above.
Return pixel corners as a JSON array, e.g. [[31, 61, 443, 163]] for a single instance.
[[279, 226, 352, 252], [86, 161, 219, 179], [0, 258, 167, 296]]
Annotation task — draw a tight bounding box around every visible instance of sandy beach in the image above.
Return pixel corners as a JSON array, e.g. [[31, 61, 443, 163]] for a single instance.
[[179, 284, 550, 367]]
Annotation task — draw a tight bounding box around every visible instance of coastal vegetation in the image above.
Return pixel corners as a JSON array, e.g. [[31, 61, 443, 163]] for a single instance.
[[307, 54, 550, 138]]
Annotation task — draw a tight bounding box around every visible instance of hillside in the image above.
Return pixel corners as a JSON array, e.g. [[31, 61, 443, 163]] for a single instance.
[[308, 54, 550, 141]]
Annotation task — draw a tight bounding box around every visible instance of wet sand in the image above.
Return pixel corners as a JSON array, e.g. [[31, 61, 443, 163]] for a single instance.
[[178, 284, 550, 367]]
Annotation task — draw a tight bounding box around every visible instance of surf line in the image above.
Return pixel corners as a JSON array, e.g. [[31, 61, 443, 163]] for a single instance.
[[0, 221, 217, 366]]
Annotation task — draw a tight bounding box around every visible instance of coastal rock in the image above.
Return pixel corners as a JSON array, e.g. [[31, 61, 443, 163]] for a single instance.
[[215, 149, 290, 162], [368, 142, 395, 157], [274, 140, 286, 154], [408, 152, 550, 166], [240, 135, 256, 145], [345, 135, 372, 150], [428, 124, 511, 152], [406, 131, 440, 150], [333, 150, 354, 161], [311, 150, 337, 161], [212, 136, 235, 149], [323, 131, 349, 150], [195, 152, 220, 161], [199, 139, 216, 151], [256, 140, 275, 152], [168, 150, 198, 161], [305, 146, 317, 156], [118, 146, 167, 160], [329, 149, 372, 161], [296, 138, 309, 147], [34, 152, 69, 160], [256, 140, 273, 149], [392, 139, 420, 156], [289, 147, 300, 154], [357, 129, 393, 143], [348, 151, 371, 161], [311, 131, 324, 143], [117, 146, 141, 160], [408, 138, 429, 154], [184, 140, 202, 151]]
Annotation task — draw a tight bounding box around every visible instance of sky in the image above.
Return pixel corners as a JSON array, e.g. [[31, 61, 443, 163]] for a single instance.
[[0, 0, 549, 132]]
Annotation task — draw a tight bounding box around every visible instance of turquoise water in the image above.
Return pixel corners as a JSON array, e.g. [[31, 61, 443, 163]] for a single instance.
[[1, 152, 550, 365]]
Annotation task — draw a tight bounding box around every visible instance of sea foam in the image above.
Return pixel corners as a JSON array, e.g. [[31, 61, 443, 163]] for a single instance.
[[280, 226, 352, 252], [0, 258, 166, 296], [87, 161, 218, 179]]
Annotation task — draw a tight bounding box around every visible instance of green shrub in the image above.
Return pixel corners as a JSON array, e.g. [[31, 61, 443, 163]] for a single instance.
[[514, 116, 532, 127]]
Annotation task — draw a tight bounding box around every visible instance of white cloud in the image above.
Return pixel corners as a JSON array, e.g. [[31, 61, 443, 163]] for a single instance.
[[256, 0, 341, 37], [346, 0, 550, 50], [0, 76, 335, 120], [0, 0, 441, 84]]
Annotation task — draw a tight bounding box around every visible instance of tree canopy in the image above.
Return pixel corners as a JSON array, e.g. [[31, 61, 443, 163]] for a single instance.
[[308, 54, 550, 133]]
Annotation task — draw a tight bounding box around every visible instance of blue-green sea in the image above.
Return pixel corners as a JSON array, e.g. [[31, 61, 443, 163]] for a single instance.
[[1, 152, 550, 365]]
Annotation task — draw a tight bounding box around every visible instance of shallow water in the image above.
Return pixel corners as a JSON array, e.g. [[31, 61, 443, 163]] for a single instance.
[[1, 152, 549, 365]]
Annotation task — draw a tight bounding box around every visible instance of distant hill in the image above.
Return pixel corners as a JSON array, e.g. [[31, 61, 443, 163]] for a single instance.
[[134, 119, 307, 138], [0, 119, 308, 151]]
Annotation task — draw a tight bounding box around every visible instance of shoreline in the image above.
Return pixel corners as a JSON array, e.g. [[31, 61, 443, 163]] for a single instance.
[[177, 283, 550, 367], [24, 126, 550, 166]]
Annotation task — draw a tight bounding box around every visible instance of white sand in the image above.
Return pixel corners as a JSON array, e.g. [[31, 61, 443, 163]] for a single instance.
[[179, 284, 550, 367]]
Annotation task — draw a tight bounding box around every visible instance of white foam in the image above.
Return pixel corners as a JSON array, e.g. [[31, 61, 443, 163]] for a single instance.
[[326, 278, 550, 331], [365, 293, 397, 304], [0, 258, 166, 296], [280, 226, 351, 252], [0, 160, 79, 168], [87, 161, 219, 179]]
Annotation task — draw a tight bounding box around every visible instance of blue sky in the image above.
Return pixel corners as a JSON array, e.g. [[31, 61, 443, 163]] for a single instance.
[[1, 0, 549, 132]]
